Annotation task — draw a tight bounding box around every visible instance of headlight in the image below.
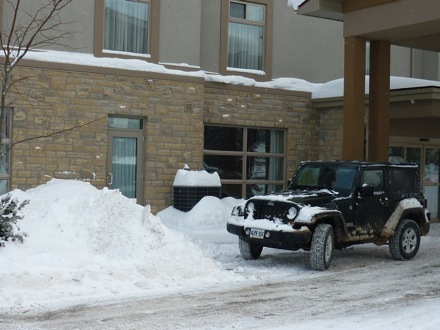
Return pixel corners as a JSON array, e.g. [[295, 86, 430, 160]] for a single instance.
[[246, 202, 255, 214], [286, 206, 298, 220]]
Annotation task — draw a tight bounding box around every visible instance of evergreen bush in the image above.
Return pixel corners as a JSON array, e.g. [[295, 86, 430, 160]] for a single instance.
[[0, 194, 29, 247]]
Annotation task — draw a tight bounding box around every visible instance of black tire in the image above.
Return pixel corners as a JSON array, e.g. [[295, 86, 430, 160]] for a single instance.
[[239, 238, 263, 260], [310, 224, 334, 271], [389, 219, 420, 261]]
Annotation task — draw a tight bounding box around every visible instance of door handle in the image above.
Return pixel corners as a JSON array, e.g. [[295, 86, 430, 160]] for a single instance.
[[108, 173, 113, 186]]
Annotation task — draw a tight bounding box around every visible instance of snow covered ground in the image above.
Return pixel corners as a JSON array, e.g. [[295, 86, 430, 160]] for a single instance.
[[1, 179, 440, 329]]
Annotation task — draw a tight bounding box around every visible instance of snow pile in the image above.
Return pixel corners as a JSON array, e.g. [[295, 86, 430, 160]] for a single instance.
[[158, 196, 240, 243], [173, 168, 221, 187], [0, 180, 236, 309]]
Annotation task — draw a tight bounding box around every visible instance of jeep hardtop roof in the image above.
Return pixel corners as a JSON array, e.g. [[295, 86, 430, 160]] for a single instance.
[[299, 160, 419, 169]]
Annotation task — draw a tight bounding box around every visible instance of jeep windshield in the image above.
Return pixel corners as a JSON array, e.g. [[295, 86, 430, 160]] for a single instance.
[[288, 163, 358, 196]]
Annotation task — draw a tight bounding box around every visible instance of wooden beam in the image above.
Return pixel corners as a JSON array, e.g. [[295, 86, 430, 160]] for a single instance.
[[368, 40, 390, 162], [343, 36, 367, 161]]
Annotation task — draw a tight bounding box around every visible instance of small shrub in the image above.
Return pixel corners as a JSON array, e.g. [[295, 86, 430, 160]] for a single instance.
[[0, 194, 29, 247]]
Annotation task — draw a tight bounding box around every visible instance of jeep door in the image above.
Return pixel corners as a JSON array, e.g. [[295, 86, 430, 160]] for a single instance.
[[354, 168, 390, 231]]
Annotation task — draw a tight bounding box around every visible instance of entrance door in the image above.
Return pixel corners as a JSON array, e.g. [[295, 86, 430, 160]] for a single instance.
[[424, 148, 439, 218], [107, 117, 144, 204], [389, 143, 438, 219]]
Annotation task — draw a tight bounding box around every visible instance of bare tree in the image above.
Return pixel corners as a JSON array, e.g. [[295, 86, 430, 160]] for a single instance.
[[0, 0, 75, 146]]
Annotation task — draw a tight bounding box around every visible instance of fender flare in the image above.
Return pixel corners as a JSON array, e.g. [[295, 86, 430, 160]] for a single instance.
[[297, 209, 350, 239], [378, 198, 426, 242]]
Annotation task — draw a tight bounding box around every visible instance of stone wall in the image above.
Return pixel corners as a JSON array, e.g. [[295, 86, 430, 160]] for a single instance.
[[318, 108, 344, 160], [10, 65, 205, 213], [8, 64, 319, 213], [317, 105, 371, 161]]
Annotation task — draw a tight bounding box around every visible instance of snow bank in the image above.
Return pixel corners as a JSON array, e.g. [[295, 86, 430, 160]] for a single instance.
[[0, 180, 236, 309], [158, 196, 241, 244]]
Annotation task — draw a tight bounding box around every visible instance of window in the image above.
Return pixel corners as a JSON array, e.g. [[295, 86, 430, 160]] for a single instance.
[[104, 0, 150, 54], [204, 125, 285, 199], [220, 0, 273, 79], [291, 163, 357, 196], [94, 0, 160, 62], [0, 110, 11, 195], [390, 168, 418, 197], [361, 169, 384, 193]]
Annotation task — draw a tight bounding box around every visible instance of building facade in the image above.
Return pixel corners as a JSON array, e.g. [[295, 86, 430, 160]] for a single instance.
[[1, 0, 440, 215]]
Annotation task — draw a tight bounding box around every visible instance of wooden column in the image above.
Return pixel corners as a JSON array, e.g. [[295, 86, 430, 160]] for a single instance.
[[368, 40, 390, 162], [343, 36, 366, 161]]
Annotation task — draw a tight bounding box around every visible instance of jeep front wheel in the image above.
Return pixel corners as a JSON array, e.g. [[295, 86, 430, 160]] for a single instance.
[[239, 237, 263, 260], [389, 219, 421, 260], [310, 224, 334, 271]]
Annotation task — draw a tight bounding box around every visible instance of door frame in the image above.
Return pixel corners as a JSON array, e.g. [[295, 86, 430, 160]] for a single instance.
[[107, 124, 145, 204]]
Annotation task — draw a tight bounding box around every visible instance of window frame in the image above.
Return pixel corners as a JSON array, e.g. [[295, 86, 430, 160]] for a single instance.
[[0, 108, 12, 195], [204, 125, 286, 199], [220, 0, 273, 81], [107, 115, 146, 204], [94, 0, 160, 62]]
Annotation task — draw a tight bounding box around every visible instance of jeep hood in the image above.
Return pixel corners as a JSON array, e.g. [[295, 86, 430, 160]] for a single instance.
[[251, 189, 337, 207]]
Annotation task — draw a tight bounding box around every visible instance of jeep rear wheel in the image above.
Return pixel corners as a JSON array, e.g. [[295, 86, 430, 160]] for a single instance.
[[310, 224, 334, 271], [239, 237, 263, 260], [389, 219, 420, 261]]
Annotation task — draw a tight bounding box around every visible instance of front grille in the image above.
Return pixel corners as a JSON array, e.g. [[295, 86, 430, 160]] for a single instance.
[[251, 200, 293, 224]]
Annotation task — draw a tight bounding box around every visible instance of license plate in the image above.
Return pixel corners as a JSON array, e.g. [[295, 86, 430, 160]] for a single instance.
[[250, 228, 265, 239]]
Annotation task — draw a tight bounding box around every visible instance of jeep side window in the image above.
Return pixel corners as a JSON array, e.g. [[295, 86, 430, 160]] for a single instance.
[[390, 168, 417, 197], [361, 170, 384, 193]]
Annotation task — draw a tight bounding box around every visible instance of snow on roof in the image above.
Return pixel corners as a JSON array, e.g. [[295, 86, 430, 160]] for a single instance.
[[8, 49, 440, 100], [312, 76, 440, 99], [18, 49, 316, 94]]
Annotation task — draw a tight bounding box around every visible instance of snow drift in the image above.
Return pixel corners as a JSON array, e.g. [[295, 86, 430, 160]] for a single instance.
[[0, 180, 236, 308]]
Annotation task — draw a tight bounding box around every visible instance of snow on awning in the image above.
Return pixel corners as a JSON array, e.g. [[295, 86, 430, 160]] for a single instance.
[[312, 76, 440, 99]]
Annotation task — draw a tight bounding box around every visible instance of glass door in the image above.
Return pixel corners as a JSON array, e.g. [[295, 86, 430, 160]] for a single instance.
[[390, 143, 439, 219], [107, 117, 144, 204], [424, 148, 439, 218], [111, 136, 138, 198]]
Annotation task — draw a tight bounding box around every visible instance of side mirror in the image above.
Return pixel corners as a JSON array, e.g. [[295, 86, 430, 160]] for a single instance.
[[360, 184, 374, 197]]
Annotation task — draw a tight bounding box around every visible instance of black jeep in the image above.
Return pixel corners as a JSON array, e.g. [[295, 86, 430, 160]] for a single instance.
[[227, 161, 430, 270]]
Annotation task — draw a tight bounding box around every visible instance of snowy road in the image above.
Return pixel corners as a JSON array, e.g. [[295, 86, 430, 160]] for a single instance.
[[3, 224, 440, 330]]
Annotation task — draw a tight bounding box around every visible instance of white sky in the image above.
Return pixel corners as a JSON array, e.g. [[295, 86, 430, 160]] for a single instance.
[[287, 0, 306, 10]]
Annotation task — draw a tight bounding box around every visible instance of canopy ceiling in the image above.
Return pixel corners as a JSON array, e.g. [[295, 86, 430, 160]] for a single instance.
[[298, 0, 440, 52]]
